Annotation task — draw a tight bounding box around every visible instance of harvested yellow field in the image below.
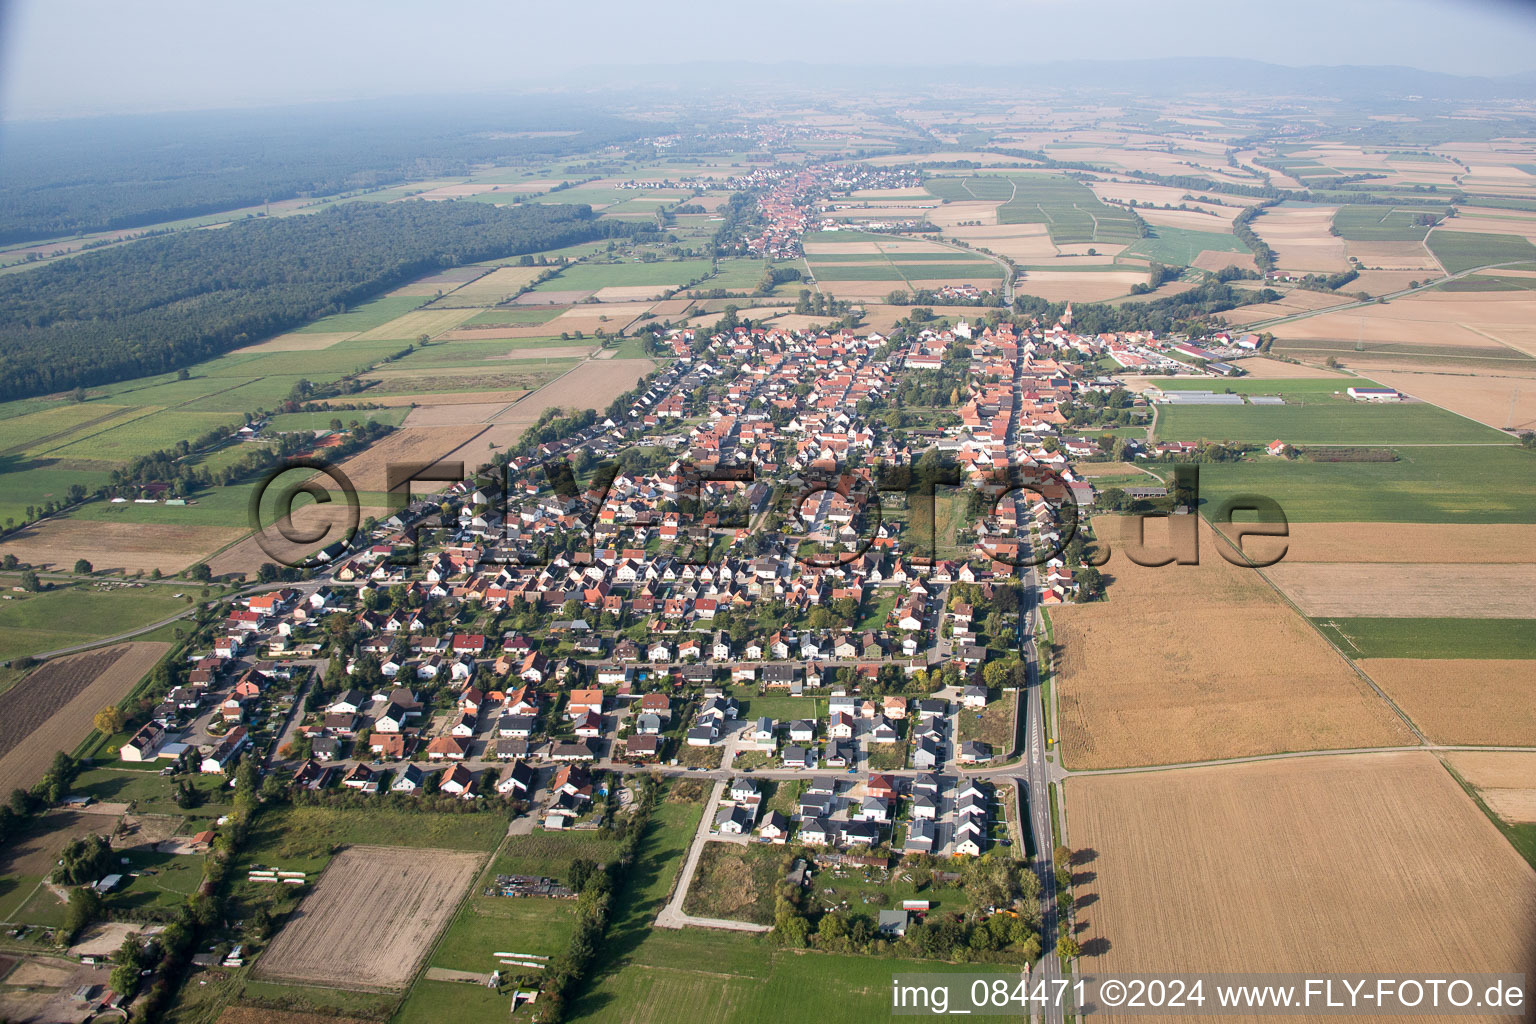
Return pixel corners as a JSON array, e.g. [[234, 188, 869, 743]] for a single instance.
[[1135, 208, 1239, 232], [943, 223, 1058, 261], [1357, 660, 1536, 746], [801, 241, 885, 255], [236, 331, 355, 353], [593, 284, 674, 302], [333, 426, 487, 492], [1218, 522, 1536, 564], [402, 402, 512, 427], [1219, 288, 1348, 325], [816, 279, 905, 300], [0, 519, 247, 575], [1016, 270, 1145, 302], [1231, 356, 1346, 378], [927, 201, 1000, 227], [1263, 563, 1536, 618], [1068, 752, 1536, 1010], [1352, 269, 1427, 295], [1088, 180, 1260, 211], [1054, 518, 1409, 769], [1345, 239, 1438, 270], [437, 358, 654, 469], [1250, 205, 1349, 272], [1429, 214, 1536, 239], [439, 265, 543, 305], [1445, 751, 1536, 823], [1073, 461, 1144, 478], [1192, 249, 1258, 273], [351, 307, 482, 342], [1360, 368, 1536, 430], [1269, 291, 1536, 358]]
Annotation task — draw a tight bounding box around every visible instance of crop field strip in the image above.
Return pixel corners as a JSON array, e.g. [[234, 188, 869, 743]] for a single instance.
[[925, 172, 1141, 245]]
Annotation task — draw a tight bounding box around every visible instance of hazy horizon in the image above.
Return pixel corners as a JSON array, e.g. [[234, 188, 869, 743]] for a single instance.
[[3, 0, 1536, 121]]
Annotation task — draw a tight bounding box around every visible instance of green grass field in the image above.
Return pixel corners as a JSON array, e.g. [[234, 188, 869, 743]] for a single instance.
[[533, 259, 714, 292], [1331, 206, 1446, 241], [464, 307, 564, 327], [1123, 225, 1248, 266], [72, 767, 233, 821], [1437, 274, 1536, 292], [1312, 617, 1536, 659], [239, 804, 506, 875], [1425, 231, 1536, 275], [429, 889, 576, 975], [0, 584, 191, 661], [1151, 445, 1536, 523], [1154, 397, 1508, 445], [291, 295, 426, 333]]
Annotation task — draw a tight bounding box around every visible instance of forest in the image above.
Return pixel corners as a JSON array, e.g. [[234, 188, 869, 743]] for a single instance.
[[0, 100, 645, 243], [0, 200, 643, 401]]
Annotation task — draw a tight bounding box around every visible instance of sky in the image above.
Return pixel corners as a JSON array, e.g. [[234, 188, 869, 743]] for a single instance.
[[3, 0, 1536, 120]]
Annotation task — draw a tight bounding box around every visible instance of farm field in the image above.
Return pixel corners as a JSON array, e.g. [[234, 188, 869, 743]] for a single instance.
[[0, 643, 168, 794], [1263, 563, 1536, 618], [1425, 230, 1536, 274], [1354, 367, 1536, 431], [1230, 356, 1347, 378], [1066, 752, 1536, 1007], [533, 259, 713, 296], [926, 172, 1141, 244], [1355, 659, 1536, 745], [0, 808, 119, 922], [1445, 751, 1536, 824], [1250, 204, 1349, 272], [1015, 269, 1146, 302], [1312, 617, 1536, 660], [1153, 395, 1508, 445], [1121, 225, 1248, 267], [254, 845, 482, 990], [1330, 204, 1446, 241], [0, 519, 247, 577], [1153, 445, 1536, 523], [0, 583, 191, 661], [1053, 518, 1410, 770], [332, 425, 488, 492], [1215, 521, 1536, 563]]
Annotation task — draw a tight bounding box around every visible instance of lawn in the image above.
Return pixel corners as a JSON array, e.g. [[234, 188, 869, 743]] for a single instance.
[[72, 767, 234, 821], [107, 849, 206, 913], [1153, 398, 1508, 445], [1145, 445, 1536, 523], [1123, 225, 1247, 267], [1425, 231, 1536, 275], [1311, 617, 1536, 660], [69, 482, 255, 527]]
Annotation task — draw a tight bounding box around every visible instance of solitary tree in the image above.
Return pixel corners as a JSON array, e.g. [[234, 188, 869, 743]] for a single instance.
[[73, 559, 93, 575], [1057, 934, 1082, 961], [93, 707, 125, 736]]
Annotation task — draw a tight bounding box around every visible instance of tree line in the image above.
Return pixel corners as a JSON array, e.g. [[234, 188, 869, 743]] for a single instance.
[[0, 201, 647, 401]]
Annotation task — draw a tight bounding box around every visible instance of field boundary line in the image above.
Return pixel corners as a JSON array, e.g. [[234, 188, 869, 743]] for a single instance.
[[1205, 515, 1430, 746]]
